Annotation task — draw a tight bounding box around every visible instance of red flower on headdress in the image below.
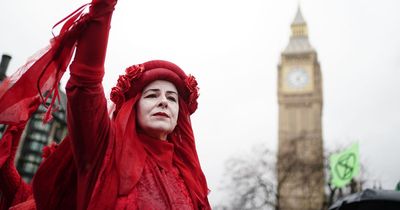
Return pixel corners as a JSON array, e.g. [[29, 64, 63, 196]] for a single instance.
[[110, 86, 125, 106], [185, 75, 199, 113], [110, 64, 145, 111], [117, 75, 130, 92], [125, 64, 144, 80]]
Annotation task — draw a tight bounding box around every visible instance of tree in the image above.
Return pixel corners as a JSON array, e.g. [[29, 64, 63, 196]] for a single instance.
[[215, 143, 367, 210], [215, 145, 276, 210]]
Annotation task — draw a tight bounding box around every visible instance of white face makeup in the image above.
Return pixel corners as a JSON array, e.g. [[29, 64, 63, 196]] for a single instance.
[[137, 80, 179, 140]]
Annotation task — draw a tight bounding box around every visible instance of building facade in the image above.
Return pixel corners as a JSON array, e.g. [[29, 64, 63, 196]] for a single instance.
[[0, 54, 68, 183], [277, 8, 325, 210], [0, 54, 11, 139], [14, 94, 68, 183]]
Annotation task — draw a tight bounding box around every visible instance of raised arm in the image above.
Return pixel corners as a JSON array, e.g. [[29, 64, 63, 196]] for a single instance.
[[65, 0, 117, 171]]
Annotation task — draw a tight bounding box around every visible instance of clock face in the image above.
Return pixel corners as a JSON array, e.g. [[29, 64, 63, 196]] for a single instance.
[[286, 68, 309, 89]]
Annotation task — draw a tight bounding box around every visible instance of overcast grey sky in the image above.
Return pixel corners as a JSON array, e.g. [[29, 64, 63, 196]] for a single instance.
[[1, 0, 400, 205]]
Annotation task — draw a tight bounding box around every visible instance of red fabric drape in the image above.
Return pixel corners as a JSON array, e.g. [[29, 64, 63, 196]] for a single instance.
[[0, 3, 90, 125], [0, 125, 28, 210]]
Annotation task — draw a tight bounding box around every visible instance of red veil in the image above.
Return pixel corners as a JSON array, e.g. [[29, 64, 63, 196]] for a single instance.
[[0, 3, 92, 210]]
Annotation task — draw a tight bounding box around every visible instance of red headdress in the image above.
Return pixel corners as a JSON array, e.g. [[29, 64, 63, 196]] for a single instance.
[[110, 60, 199, 118]]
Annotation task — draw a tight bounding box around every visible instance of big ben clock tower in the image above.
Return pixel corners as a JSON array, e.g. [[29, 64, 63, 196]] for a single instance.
[[277, 7, 324, 210]]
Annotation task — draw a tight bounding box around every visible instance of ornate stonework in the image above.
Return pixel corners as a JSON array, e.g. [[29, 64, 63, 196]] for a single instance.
[[277, 7, 325, 210]]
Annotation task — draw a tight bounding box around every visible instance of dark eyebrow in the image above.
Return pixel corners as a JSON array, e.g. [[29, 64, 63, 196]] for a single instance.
[[143, 89, 178, 95], [143, 88, 160, 94], [166, 91, 178, 95]]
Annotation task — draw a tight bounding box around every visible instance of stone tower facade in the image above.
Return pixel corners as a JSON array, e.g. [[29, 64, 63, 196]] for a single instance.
[[277, 8, 325, 210]]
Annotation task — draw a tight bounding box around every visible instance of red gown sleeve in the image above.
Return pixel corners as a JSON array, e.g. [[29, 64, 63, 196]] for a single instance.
[[0, 125, 32, 210], [65, 0, 115, 172], [65, 1, 117, 209]]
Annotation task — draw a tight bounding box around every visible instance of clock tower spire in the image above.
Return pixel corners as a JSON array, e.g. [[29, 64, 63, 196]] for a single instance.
[[277, 6, 325, 210], [291, 6, 308, 37], [284, 6, 314, 55]]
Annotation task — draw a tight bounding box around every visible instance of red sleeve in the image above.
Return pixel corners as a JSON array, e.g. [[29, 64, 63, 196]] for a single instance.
[[0, 125, 31, 209], [65, 0, 116, 172]]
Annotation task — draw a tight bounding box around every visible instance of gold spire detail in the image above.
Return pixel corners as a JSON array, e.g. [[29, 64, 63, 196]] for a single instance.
[[291, 6, 308, 37]]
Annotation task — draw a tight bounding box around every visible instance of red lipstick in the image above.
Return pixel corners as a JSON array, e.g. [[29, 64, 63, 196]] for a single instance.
[[153, 112, 169, 118]]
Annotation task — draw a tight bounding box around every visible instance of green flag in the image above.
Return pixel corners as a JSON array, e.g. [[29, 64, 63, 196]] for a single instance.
[[329, 143, 360, 188]]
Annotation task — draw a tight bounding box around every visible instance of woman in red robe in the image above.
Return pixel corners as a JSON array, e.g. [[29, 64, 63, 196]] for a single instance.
[[0, 0, 211, 209]]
